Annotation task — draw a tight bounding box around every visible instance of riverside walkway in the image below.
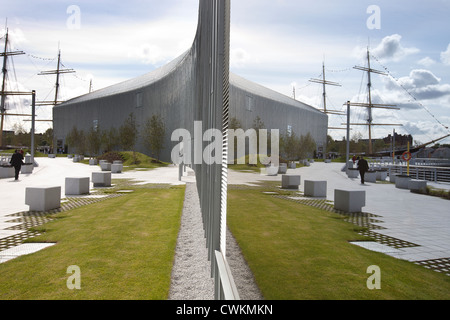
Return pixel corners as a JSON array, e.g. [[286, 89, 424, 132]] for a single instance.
[[1, 158, 449, 278]]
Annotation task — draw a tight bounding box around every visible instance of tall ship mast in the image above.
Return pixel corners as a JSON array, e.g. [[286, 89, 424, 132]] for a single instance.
[[310, 62, 343, 115], [0, 28, 29, 147], [348, 48, 401, 155], [37, 49, 75, 107]]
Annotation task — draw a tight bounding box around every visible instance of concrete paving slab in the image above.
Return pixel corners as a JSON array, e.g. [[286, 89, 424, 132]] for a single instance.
[[228, 162, 450, 263]]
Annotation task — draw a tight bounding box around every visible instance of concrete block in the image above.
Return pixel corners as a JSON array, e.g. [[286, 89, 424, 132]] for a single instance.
[[278, 163, 287, 174], [365, 171, 377, 183], [0, 166, 15, 178], [100, 162, 111, 171], [65, 177, 90, 195], [265, 166, 278, 176], [334, 189, 366, 213], [325, 159, 331, 163], [395, 175, 411, 189], [92, 172, 111, 187], [304, 180, 327, 197], [48, 154, 56, 158], [89, 159, 98, 166], [409, 179, 427, 193], [282, 175, 301, 190], [347, 168, 359, 178], [25, 186, 61, 212], [389, 173, 397, 183], [111, 163, 123, 173], [376, 170, 388, 181], [21, 164, 34, 174]]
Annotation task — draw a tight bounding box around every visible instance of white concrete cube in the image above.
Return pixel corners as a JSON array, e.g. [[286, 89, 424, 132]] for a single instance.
[[389, 173, 397, 183], [278, 163, 287, 174], [92, 172, 111, 187], [25, 186, 61, 212], [0, 166, 15, 178], [89, 159, 98, 166], [365, 171, 377, 183], [395, 175, 411, 189], [111, 163, 123, 173], [282, 175, 301, 190], [376, 170, 388, 181], [304, 180, 327, 197], [325, 159, 331, 163], [100, 162, 111, 171], [48, 154, 56, 158], [409, 179, 427, 193], [21, 164, 34, 174], [265, 166, 278, 176], [347, 168, 359, 178], [65, 177, 90, 195], [334, 189, 366, 213]]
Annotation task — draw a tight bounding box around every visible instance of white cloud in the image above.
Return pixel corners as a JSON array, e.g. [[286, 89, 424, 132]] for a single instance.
[[417, 57, 436, 67], [441, 44, 450, 65], [231, 48, 252, 68], [355, 34, 419, 62]]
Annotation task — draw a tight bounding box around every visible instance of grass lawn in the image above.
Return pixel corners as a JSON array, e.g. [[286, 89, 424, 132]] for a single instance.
[[0, 186, 185, 300], [227, 185, 450, 300]]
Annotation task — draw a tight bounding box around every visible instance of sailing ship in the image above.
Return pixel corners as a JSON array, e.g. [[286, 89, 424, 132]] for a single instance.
[[308, 48, 450, 157], [1, 28, 76, 148]]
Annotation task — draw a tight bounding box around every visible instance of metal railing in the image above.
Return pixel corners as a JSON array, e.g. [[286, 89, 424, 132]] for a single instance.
[[382, 164, 450, 183], [0, 154, 13, 166]]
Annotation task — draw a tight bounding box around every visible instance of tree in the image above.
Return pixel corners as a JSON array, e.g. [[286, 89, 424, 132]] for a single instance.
[[119, 113, 139, 162], [252, 116, 265, 131], [280, 131, 300, 160], [66, 126, 86, 155], [87, 126, 102, 157], [298, 133, 317, 160], [101, 127, 118, 153], [143, 114, 166, 161], [42, 128, 53, 147], [229, 117, 242, 130]]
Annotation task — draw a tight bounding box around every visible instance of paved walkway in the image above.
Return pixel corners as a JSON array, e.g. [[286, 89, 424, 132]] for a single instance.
[[228, 163, 450, 270], [1, 158, 450, 275]]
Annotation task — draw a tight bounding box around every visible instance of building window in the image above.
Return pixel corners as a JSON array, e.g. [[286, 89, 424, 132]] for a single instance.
[[136, 92, 143, 108], [246, 95, 254, 112], [287, 125, 293, 136]]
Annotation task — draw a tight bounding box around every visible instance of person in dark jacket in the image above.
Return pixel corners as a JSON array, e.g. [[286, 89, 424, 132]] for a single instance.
[[10, 149, 24, 181], [357, 156, 369, 184]]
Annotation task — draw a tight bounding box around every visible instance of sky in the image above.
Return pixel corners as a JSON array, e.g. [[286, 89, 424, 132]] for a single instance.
[[1, 0, 450, 146]]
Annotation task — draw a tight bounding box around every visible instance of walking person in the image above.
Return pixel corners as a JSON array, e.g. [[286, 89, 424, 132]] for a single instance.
[[357, 156, 369, 184], [10, 149, 24, 181]]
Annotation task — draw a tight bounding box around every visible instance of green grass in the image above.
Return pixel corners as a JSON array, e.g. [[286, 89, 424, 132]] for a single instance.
[[0, 186, 185, 300], [227, 186, 450, 300]]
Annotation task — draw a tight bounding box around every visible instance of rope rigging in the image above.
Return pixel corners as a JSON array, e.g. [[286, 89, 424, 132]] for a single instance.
[[371, 54, 450, 133]]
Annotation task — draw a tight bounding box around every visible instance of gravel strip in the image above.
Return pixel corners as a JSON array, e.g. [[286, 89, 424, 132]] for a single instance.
[[169, 182, 263, 300], [169, 182, 214, 300]]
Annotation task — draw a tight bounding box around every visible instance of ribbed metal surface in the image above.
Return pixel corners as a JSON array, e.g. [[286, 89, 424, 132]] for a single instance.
[[52, 0, 328, 299]]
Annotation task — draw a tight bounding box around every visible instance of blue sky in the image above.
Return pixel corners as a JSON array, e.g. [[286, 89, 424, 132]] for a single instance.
[[1, 0, 450, 145]]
